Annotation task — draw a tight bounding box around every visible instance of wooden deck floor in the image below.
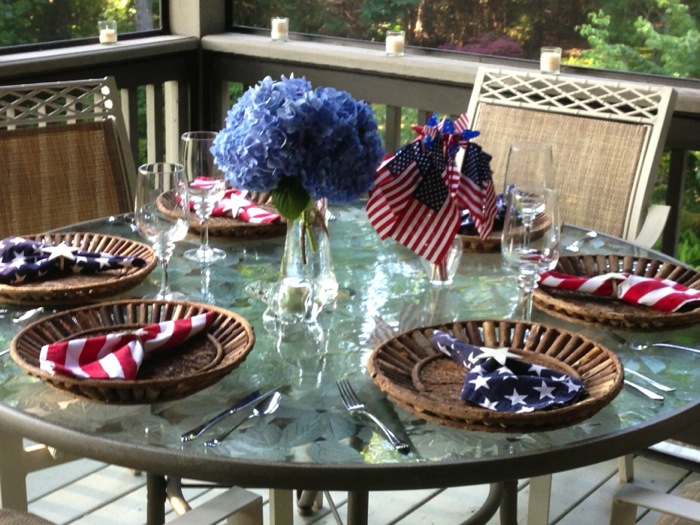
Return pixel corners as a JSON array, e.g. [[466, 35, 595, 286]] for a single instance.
[[20, 453, 699, 525]]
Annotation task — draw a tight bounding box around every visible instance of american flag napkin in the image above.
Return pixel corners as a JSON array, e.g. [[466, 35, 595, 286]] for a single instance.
[[432, 331, 584, 413], [40, 311, 216, 380], [189, 177, 280, 224], [539, 271, 700, 313], [0, 237, 147, 286], [366, 113, 496, 265]]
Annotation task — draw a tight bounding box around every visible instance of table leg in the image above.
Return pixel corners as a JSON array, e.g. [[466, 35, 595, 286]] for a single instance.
[[347, 491, 368, 525], [269, 489, 294, 525], [500, 480, 518, 525], [0, 430, 28, 510], [146, 473, 167, 525]]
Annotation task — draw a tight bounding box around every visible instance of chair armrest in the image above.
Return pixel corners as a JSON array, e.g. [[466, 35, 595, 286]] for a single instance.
[[633, 204, 670, 248]]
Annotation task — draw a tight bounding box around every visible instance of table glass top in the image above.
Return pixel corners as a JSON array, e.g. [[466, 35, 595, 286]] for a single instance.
[[1, 204, 699, 480]]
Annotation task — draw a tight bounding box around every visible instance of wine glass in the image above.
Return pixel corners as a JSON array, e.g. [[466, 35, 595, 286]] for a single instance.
[[181, 131, 227, 263], [134, 162, 190, 300], [503, 142, 555, 194], [501, 186, 560, 321]]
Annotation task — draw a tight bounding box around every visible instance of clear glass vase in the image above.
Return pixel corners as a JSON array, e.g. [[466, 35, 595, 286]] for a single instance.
[[265, 199, 338, 324], [420, 236, 463, 286]]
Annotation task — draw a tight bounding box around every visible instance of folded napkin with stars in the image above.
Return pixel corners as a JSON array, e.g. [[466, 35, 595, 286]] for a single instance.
[[538, 271, 700, 313], [432, 331, 584, 413], [40, 311, 215, 380], [0, 237, 147, 286], [189, 177, 280, 224]]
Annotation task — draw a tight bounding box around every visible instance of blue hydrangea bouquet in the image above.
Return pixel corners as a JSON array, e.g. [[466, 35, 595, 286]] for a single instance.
[[212, 75, 384, 222]]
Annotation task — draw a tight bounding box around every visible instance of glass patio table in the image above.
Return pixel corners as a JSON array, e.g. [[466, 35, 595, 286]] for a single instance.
[[1, 203, 699, 525]]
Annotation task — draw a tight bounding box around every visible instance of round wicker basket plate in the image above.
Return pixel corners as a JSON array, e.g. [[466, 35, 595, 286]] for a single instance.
[[158, 191, 286, 238], [367, 319, 623, 432], [534, 254, 700, 330], [10, 300, 256, 404], [0, 232, 157, 305]]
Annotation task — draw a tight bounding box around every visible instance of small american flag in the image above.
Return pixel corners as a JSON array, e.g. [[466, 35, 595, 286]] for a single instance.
[[432, 331, 584, 413], [40, 312, 216, 380], [367, 113, 495, 263], [367, 139, 461, 264], [456, 142, 497, 240], [0, 237, 147, 286], [539, 271, 700, 313]]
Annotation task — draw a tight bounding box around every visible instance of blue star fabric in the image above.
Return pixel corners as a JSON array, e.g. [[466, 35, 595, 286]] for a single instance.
[[0, 237, 148, 285], [432, 330, 585, 413]]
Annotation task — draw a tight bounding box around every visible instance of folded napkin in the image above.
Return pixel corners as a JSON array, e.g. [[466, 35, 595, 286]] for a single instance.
[[538, 271, 700, 313], [432, 331, 584, 413], [40, 311, 216, 380], [189, 177, 280, 224], [0, 237, 148, 286]]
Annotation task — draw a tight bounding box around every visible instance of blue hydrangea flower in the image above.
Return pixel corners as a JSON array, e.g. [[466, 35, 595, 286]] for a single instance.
[[212, 76, 384, 217]]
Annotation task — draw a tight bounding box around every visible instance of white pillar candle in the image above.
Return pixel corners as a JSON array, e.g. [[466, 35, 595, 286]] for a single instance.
[[386, 31, 405, 56], [98, 20, 117, 44], [540, 47, 562, 74], [271, 17, 289, 42]]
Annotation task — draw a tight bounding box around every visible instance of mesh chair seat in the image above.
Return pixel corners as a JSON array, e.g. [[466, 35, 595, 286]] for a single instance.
[[0, 77, 135, 238], [466, 67, 677, 246]]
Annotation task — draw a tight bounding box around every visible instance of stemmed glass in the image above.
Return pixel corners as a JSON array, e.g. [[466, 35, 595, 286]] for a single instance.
[[181, 131, 227, 263], [134, 162, 190, 300], [501, 186, 560, 321], [503, 142, 555, 193]]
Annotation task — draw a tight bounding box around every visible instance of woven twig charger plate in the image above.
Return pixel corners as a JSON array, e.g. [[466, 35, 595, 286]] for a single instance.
[[534, 254, 700, 330], [0, 232, 157, 305], [10, 300, 256, 404], [158, 191, 286, 238], [367, 319, 623, 432], [459, 212, 549, 253]]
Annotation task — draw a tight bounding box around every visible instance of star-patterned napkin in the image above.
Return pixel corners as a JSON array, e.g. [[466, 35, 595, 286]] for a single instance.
[[432, 331, 584, 413], [0, 237, 148, 285], [538, 271, 700, 313], [40, 311, 215, 380], [189, 177, 280, 224]]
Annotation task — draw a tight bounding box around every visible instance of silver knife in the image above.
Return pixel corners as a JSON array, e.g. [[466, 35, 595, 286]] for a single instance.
[[180, 385, 282, 442]]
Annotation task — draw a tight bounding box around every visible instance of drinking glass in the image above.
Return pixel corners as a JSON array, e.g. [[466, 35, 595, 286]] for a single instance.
[[503, 142, 555, 194], [134, 162, 190, 300], [501, 186, 560, 321], [181, 131, 227, 263]]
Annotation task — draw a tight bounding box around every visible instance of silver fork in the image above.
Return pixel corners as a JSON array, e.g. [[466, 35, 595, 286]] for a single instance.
[[607, 330, 700, 356], [336, 379, 410, 454]]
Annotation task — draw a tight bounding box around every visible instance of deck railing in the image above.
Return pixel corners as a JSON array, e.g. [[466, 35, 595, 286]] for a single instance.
[[1, 29, 698, 256]]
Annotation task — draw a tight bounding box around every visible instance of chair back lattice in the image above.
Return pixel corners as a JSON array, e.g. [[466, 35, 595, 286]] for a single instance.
[[466, 67, 677, 241], [0, 77, 135, 238]]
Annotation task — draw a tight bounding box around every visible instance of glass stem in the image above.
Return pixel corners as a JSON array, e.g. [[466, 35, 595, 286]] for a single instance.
[[200, 218, 210, 252], [517, 272, 539, 321], [159, 257, 171, 298]]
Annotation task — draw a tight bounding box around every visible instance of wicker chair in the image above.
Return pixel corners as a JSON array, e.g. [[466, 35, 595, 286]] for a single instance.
[[464, 66, 677, 247], [0, 77, 135, 238]]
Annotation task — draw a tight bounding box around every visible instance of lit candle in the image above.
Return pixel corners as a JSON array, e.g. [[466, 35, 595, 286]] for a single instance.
[[386, 30, 405, 57], [271, 17, 289, 42], [540, 46, 562, 74], [98, 20, 118, 44]]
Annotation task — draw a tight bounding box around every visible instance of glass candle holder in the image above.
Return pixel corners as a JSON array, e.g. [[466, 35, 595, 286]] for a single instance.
[[98, 20, 118, 44], [540, 46, 562, 74], [271, 17, 289, 42], [386, 30, 405, 57]]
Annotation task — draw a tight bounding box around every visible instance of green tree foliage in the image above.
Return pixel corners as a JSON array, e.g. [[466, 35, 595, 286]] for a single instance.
[[572, 0, 699, 77], [0, 0, 158, 47]]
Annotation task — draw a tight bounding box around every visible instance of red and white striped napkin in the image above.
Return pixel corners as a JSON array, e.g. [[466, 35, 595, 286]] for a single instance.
[[190, 177, 280, 224], [39, 312, 216, 380], [538, 271, 700, 313]]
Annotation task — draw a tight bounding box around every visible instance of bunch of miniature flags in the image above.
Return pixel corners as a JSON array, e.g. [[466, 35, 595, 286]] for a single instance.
[[366, 113, 496, 266]]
